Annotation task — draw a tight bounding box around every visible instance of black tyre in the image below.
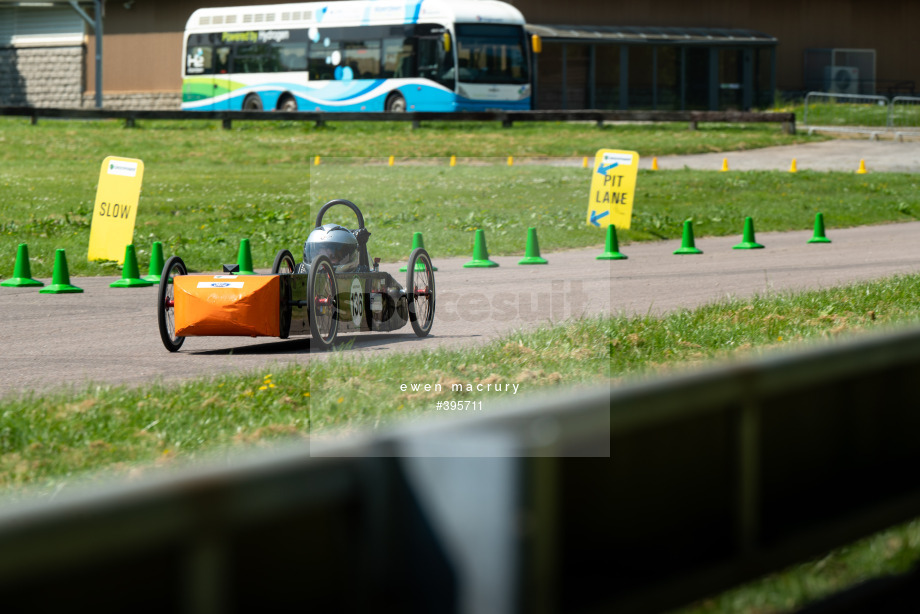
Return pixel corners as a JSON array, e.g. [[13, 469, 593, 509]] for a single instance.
[[278, 95, 298, 112], [157, 256, 187, 352], [272, 249, 295, 339], [243, 94, 263, 111], [385, 92, 406, 112], [271, 249, 295, 274], [406, 248, 435, 337], [308, 255, 338, 351]]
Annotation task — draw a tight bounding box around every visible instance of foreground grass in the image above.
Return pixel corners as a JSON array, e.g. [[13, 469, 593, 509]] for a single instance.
[[4, 273, 920, 494], [0, 118, 830, 278], [680, 516, 920, 614]]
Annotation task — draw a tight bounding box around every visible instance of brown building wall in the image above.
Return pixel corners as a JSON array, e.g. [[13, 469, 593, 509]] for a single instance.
[[509, 0, 920, 92], [87, 0, 920, 99]]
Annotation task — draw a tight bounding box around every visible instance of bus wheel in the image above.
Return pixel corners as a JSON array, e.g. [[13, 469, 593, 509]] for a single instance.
[[243, 94, 263, 111], [385, 92, 406, 112], [278, 95, 297, 112]]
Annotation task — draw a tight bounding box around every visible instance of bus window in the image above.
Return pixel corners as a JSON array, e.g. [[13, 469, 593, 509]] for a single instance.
[[383, 38, 414, 78], [308, 40, 339, 80], [186, 45, 214, 75], [215, 46, 231, 74], [343, 39, 381, 79], [279, 44, 307, 72], [455, 24, 529, 84]]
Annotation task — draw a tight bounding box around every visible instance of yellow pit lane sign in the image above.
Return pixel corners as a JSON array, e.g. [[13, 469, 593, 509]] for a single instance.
[[88, 157, 144, 264], [587, 149, 639, 230]]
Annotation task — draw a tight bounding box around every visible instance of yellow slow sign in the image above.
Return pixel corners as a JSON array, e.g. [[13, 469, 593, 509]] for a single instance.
[[88, 156, 144, 264]]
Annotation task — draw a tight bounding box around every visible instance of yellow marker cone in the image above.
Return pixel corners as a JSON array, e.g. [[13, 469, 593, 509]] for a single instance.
[[856, 159, 868, 174], [582, 156, 589, 169], [651, 157, 659, 171], [507, 156, 514, 166], [720, 158, 729, 172], [789, 158, 798, 173], [314, 155, 321, 166], [450, 155, 456, 167], [388, 155, 395, 166]]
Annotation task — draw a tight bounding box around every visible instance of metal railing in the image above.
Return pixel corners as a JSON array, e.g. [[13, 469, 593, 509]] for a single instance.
[[803, 91, 891, 127], [804, 91, 920, 132], [890, 96, 920, 128], [4, 322, 920, 611], [0, 105, 797, 133]]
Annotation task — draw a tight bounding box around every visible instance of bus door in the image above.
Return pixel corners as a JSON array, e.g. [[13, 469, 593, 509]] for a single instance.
[[212, 45, 232, 110], [416, 25, 455, 91]]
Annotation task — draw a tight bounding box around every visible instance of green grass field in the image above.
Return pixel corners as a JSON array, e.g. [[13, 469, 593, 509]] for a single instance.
[[0, 117, 908, 280]]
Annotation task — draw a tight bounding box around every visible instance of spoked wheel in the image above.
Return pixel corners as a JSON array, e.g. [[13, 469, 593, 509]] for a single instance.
[[157, 256, 187, 352], [272, 249, 295, 339], [308, 255, 338, 351], [407, 248, 435, 337], [271, 249, 295, 274]]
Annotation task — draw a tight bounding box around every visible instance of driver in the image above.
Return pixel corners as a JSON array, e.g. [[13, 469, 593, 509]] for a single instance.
[[303, 224, 360, 272]]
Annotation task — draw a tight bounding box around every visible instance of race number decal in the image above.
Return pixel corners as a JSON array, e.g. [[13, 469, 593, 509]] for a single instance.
[[350, 277, 364, 328]]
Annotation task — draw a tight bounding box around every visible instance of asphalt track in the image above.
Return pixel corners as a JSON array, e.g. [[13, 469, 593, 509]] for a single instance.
[[3, 138, 920, 398]]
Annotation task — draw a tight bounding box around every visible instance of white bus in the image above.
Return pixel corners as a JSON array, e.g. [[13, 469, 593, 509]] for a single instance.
[[181, 0, 538, 113]]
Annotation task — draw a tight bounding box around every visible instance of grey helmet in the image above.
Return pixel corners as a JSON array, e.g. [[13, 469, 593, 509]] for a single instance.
[[304, 223, 359, 272]]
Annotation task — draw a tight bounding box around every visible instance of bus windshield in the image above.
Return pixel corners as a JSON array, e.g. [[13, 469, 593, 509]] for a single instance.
[[454, 24, 529, 85]]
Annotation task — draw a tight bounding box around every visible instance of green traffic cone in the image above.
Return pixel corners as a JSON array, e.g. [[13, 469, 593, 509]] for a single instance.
[[141, 241, 165, 282], [400, 232, 438, 271], [236, 238, 256, 275], [110, 244, 155, 288], [733, 216, 765, 249], [808, 212, 832, 244], [463, 229, 499, 268], [39, 249, 83, 294], [518, 227, 548, 265], [673, 220, 703, 255], [1, 243, 44, 287], [596, 225, 627, 260]]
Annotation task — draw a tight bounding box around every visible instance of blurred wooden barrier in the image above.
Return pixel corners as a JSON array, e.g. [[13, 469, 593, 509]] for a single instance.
[[3, 325, 920, 612]]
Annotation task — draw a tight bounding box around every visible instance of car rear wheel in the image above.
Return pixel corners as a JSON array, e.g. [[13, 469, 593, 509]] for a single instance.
[[272, 249, 296, 339], [407, 248, 435, 337], [308, 255, 338, 351], [157, 256, 187, 352]]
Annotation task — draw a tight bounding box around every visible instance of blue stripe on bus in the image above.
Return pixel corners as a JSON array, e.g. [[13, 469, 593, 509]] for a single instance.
[[405, 0, 422, 24]]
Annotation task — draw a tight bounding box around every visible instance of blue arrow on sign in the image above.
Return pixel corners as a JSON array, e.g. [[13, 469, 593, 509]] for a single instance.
[[596, 161, 619, 176], [590, 210, 610, 227]]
